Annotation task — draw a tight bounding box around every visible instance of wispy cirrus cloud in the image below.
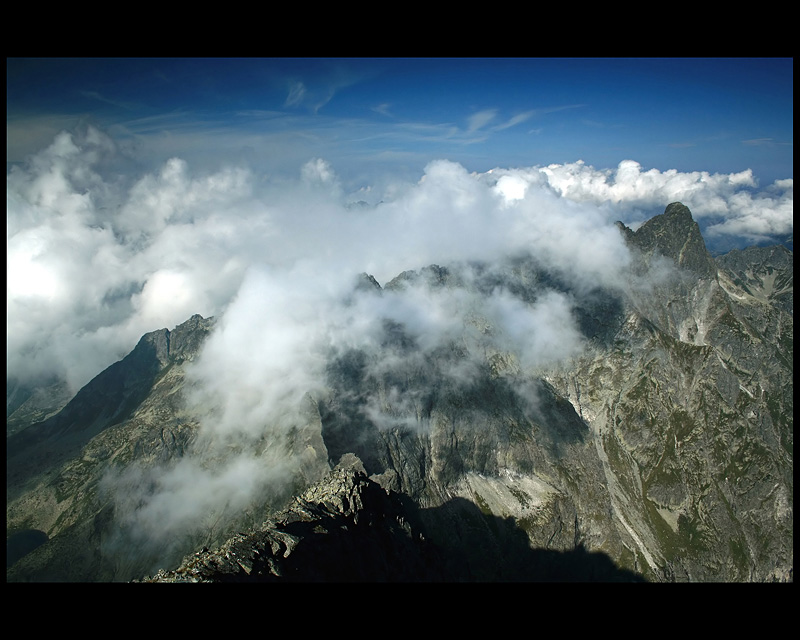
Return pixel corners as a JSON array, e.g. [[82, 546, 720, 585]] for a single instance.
[[491, 110, 536, 131], [742, 137, 793, 147], [467, 104, 585, 135], [284, 81, 307, 107], [234, 109, 286, 120], [467, 109, 498, 133], [79, 90, 141, 111], [372, 103, 393, 117], [282, 64, 374, 115]]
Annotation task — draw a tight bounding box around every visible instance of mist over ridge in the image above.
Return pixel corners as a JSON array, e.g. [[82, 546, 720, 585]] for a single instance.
[[6, 124, 793, 582], [7, 126, 793, 396]]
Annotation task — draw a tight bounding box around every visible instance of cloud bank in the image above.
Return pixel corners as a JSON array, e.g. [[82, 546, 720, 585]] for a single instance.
[[496, 159, 793, 243], [6, 126, 792, 567], [7, 127, 792, 394]]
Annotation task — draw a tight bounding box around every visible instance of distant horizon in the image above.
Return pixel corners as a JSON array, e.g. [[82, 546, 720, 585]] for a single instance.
[[7, 58, 793, 176], [8, 58, 793, 247]]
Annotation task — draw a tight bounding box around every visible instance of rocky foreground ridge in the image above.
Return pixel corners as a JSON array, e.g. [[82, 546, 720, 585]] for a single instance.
[[139, 454, 643, 582], [7, 203, 793, 582]]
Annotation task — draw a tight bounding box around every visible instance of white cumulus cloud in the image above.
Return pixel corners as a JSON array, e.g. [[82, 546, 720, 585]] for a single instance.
[[9, 125, 792, 572]]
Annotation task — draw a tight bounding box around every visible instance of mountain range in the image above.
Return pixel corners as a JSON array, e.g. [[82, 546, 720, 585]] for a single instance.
[[6, 203, 793, 582]]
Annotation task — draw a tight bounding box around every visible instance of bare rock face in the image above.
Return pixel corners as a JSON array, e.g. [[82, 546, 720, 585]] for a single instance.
[[7, 203, 793, 583], [628, 202, 719, 279], [140, 453, 644, 582], [716, 244, 793, 315], [313, 202, 792, 582], [6, 315, 219, 581], [138, 455, 446, 582], [546, 204, 793, 581]]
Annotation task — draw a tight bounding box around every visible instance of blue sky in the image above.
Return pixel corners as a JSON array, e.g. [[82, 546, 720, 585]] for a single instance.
[[7, 57, 793, 187], [6, 57, 795, 392]]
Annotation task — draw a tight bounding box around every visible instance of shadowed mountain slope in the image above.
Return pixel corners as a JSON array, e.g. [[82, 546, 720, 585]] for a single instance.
[[7, 203, 793, 582]]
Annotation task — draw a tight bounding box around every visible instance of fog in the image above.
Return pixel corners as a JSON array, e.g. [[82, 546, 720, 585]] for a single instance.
[[7, 126, 793, 569], [7, 127, 652, 393]]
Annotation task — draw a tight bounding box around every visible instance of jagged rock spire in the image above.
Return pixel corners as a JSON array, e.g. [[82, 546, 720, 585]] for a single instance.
[[629, 202, 718, 279]]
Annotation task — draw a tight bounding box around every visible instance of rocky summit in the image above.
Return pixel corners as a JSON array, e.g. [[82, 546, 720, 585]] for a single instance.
[[6, 203, 793, 583]]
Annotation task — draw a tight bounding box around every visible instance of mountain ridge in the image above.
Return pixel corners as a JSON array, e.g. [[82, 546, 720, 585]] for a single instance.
[[7, 202, 793, 582]]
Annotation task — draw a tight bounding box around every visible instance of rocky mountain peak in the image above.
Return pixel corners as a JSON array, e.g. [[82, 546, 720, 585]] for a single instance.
[[662, 201, 694, 222], [162, 313, 216, 363], [139, 452, 648, 582], [6, 204, 793, 583], [7, 314, 216, 492], [138, 453, 449, 582], [628, 202, 718, 279]]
